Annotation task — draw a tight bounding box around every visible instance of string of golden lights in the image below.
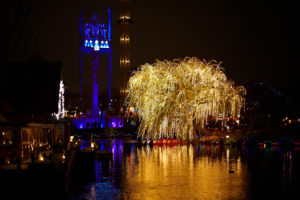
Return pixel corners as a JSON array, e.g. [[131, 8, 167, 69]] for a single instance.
[[127, 57, 246, 140]]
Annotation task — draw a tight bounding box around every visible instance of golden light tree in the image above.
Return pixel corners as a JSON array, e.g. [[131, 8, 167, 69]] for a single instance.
[[127, 57, 246, 140]]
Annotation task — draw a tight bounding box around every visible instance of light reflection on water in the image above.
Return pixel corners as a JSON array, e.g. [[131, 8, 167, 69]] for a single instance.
[[73, 140, 298, 200], [124, 145, 246, 200]]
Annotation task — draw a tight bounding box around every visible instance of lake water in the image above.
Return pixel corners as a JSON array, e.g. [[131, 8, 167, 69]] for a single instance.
[[72, 140, 299, 200]]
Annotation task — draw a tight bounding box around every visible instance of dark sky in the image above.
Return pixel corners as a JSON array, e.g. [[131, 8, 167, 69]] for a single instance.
[[1, 0, 297, 99], [131, 0, 296, 91]]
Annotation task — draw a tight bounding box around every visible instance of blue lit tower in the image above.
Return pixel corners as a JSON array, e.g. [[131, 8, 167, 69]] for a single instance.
[[119, 0, 132, 112], [79, 8, 112, 119]]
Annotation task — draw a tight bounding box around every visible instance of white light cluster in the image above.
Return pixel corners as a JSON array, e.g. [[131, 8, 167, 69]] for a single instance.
[[54, 80, 65, 119]]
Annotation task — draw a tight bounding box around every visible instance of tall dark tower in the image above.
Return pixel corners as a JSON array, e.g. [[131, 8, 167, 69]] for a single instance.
[[119, 0, 132, 112]]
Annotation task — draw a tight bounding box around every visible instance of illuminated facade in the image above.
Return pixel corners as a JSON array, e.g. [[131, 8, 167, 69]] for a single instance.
[[119, 0, 132, 112]]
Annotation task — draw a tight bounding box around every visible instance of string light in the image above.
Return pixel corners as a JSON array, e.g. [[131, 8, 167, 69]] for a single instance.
[[54, 80, 65, 119], [127, 57, 246, 140]]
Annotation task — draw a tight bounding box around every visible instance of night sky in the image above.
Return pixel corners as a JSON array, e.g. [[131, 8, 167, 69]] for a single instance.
[[1, 0, 297, 100]]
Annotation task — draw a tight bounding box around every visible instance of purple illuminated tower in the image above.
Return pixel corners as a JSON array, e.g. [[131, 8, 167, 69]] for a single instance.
[[79, 8, 112, 120], [91, 52, 100, 117]]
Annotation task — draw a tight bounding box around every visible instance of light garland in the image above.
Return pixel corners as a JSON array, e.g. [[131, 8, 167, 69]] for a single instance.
[[127, 57, 246, 140], [54, 80, 65, 119]]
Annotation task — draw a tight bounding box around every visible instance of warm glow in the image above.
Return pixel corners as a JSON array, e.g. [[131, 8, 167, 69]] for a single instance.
[[39, 153, 44, 162], [122, 145, 246, 200], [127, 57, 246, 140], [129, 106, 135, 112], [70, 136, 74, 143]]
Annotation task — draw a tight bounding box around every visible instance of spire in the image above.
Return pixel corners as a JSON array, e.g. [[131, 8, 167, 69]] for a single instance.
[[108, 8, 112, 41]]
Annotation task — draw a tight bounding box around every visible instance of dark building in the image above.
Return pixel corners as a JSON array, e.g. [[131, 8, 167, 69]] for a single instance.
[[0, 61, 61, 123]]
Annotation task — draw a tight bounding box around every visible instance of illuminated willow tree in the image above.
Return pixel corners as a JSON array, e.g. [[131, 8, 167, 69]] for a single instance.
[[127, 57, 246, 140]]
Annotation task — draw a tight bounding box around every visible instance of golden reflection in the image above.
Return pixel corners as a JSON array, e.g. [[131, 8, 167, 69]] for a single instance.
[[282, 151, 293, 185], [123, 145, 247, 200]]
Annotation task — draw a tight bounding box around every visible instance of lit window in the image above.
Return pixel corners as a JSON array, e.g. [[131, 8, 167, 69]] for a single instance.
[[94, 40, 99, 51]]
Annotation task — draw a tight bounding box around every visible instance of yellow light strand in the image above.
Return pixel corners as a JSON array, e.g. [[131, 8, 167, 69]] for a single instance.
[[127, 57, 246, 140]]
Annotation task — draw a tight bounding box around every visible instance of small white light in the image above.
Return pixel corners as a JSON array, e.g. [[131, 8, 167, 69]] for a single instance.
[[226, 135, 229, 139], [70, 136, 74, 142]]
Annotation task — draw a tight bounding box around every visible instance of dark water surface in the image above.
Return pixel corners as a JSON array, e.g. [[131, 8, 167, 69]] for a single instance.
[[72, 140, 299, 200]]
